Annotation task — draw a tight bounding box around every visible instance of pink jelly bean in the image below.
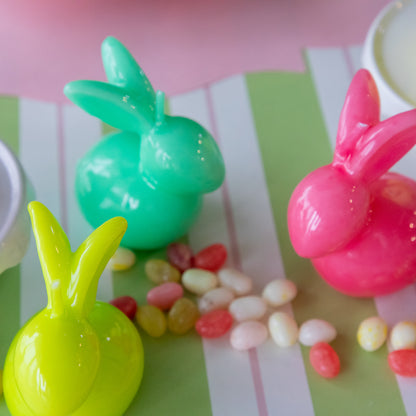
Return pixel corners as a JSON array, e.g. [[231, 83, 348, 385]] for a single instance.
[[109, 296, 137, 320], [195, 310, 233, 338], [309, 342, 340, 378], [194, 243, 227, 272], [147, 282, 184, 311], [388, 349, 416, 377], [167, 242, 194, 273]]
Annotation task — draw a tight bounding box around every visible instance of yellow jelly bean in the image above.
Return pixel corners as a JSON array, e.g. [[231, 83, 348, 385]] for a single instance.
[[136, 305, 167, 338], [357, 316, 387, 351], [107, 247, 136, 271], [168, 298, 199, 335], [145, 259, 181, 285]]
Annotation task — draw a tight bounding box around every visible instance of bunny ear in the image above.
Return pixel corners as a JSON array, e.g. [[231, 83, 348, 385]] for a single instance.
[[64, 80, 154, 134], [347, 109, 416, 184], [28, 201, 71, 316], [69, 216, 127, 317], [101, 36, 156, 105], [333, 69, 380, 166]]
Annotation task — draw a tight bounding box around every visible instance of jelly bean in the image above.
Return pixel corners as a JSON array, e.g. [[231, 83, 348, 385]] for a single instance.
[[182, 268, 218, 296], [390, 321, 416, 351], [195, 310, 233, 338], [357, 316, 387, 351], [229, 296, 267, 322], [298, 319, 337, 346], [309, 342, 340, 378], [145, 259, 181, 285], [136, 305, 167, 338], [107, 247, 136, 271], [262, 279, 297, 307], [198, 287, 235, 314], [230, 321, 268, 351], [388, 349, 416, 377], [218, 268, 253, 296], [167, 242, 193, 273], [147, 282, 184, 311], [268, 311, 298, 347], [193, 243, 227, 271], [168, 298, 200, 335], [109, 296, 137, 320]]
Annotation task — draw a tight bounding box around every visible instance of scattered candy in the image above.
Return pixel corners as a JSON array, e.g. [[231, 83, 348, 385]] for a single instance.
[[217, 268, 253, 296], [145, 259, 181, 285], [168, 298, 200, 335], [298, 319, 337, 346], [167, 242, 193, 273], [193, 243, 227, 271], [268, 311, 298, 347], [309, 342, 340, 378], [262, 279, 297, 307], [182, 268, 218, 296], [147, 282, 184, 311], [390, 321, 416, 351], [388, 349, 416, 377], [230, 321, 268, 351], [198, 287, 235, 314], [229, 296, 267, 322], [136, 305, 167, 338], [195, 310, 233, 338], [357, 316, 387, 352], [109, 296, 137, 320], [107, 247, 136, 271]]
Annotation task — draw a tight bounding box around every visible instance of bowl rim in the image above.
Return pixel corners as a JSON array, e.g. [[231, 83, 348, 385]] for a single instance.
[[362, 0, 415, 110], [0, 140, 25, 244]]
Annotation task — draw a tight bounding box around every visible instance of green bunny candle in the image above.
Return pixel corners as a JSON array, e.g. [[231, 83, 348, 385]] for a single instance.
[[3, 202, 144, 416]]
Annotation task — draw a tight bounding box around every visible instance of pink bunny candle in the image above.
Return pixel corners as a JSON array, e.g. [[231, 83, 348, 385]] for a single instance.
[[288, 69, 416, 297]]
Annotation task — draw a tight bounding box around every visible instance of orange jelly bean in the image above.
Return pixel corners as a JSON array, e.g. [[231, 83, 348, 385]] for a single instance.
[[194, 243, 227, 272]]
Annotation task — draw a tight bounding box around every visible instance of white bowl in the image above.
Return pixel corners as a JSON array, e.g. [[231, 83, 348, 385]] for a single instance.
[[0, 140, 32, 274], [362, 0, 416, 118]]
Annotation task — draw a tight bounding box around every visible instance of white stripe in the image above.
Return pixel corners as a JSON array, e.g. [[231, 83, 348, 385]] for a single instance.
[[309, 46, 416, 415], [62, 105, 113, 302], [348, 45, 364, 72], [170, 88, 260, 416], [306, 48, 352, 148], [19, 98, 59, 323], [210, 74, 314, 416]]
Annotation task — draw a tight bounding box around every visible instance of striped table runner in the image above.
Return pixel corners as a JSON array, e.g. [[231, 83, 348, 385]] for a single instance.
[[1, 45, 416, 415]]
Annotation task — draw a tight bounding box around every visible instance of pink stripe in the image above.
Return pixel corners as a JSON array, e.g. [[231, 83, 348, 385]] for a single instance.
[[57, 104, 68, 232], [205, 85, 268, 416]]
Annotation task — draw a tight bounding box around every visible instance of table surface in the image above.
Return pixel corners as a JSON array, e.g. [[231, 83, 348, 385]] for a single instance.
[[3, 1, 416, 416]]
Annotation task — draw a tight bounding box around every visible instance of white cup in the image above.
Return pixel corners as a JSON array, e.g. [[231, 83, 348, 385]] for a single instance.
[[362, 0, 415, 118], [0, 140, 33, 275]]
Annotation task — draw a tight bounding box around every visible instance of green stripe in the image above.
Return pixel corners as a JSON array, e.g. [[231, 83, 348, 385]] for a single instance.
[[0, 96, 20, 415], [101, 119, 212, 415], [245, 71, 406, 415]]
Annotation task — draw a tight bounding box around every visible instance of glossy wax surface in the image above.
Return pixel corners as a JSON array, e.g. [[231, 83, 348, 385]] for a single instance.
[[66, 37, 225, 249], [288, 69, 416, 297], [3, 202, 144, 416]]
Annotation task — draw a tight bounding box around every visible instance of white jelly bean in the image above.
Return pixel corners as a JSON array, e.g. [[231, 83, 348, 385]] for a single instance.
[[262, 279, 297, 307], [218, 268, 253, 296], [198, 287, 235, 314], [390, 321, 416, 351], [182, 268, 218, 295], [298, 319, 337, 346], [357, 316, 387, 352], [229, 296, 267, 322], [230, 321, 268, 351], [268, 312, 298, 347], [107, 247, 136, 271]]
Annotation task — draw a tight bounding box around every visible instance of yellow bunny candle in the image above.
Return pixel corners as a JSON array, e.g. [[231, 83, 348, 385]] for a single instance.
[[3, 202, 144, 416]]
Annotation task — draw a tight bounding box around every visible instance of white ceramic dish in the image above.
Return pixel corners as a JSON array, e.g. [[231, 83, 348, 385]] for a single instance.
[[362, 0, 416, 118], [0, 140, 32, 275]]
